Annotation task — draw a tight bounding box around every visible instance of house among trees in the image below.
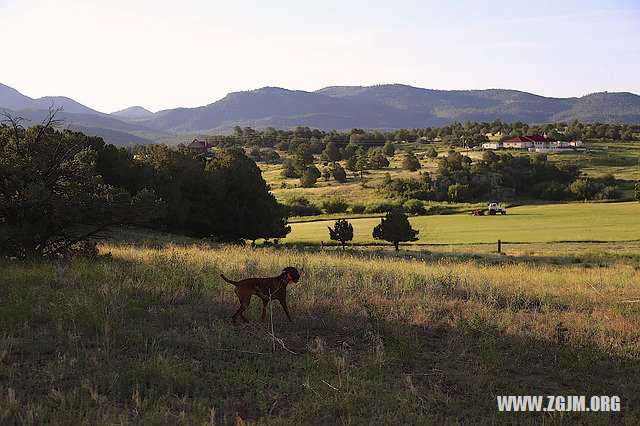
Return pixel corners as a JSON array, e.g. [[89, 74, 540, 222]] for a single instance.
[[188, 138, 212, 154], [502, 134, 557, 149], [482, 134, 581, 152]]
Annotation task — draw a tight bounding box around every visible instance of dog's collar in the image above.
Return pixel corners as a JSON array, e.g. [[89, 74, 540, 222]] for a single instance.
[[286, 272, 293, 285]]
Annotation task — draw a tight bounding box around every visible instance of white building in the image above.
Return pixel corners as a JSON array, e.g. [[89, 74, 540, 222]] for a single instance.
[[482, 142, 502, 150]]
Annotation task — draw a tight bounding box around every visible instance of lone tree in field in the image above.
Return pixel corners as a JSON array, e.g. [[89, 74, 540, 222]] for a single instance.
[[372, 209, 419, 251], [328, 219, 354, 249]]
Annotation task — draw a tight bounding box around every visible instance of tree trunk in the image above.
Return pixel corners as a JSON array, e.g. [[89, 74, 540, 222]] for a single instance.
[[394, 242, 399, 251], [342, 241, 346, 250]]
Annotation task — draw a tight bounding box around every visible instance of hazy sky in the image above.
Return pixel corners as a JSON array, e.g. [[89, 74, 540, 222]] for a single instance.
[[1, 0, 638, 113]]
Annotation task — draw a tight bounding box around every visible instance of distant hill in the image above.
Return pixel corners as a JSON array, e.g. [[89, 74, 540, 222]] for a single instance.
[[129, 87, 426, 133], [0, 83, 105, 115], [111, 106, 153, 118], [0, 106, 166, 146], [2, 82, 639, 144], [0, 84, 167, 145], [131, 85, 640, 133]]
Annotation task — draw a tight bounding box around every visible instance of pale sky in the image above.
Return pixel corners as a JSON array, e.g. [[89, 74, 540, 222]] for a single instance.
[[1, 0, 638, 113]]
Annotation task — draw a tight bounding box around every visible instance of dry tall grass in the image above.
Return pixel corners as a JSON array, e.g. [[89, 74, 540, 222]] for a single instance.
[[106, 243, 640, 356], [1, 241, 639, 423]]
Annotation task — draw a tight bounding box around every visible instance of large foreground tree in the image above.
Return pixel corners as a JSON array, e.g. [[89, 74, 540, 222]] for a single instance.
[[0, 114, 164, 258], [206, 148, 290, 243]]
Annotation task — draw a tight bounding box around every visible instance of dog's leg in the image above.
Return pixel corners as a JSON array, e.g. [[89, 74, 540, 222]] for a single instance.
[[278, 297, 292, 321], [232, 305, 246, 325], [261, 299, 269, 321]]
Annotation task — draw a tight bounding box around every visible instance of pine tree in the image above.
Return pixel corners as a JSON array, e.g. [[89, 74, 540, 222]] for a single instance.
[[372, 209, 419, 251], [327, 219, 354, 249]]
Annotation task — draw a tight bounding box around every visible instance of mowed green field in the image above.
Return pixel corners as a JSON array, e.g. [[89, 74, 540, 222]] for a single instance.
[[285, 202, 640, 245]]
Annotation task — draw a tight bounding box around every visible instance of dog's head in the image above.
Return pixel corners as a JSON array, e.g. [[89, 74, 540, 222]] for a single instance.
[[283, 266, 300, 284]]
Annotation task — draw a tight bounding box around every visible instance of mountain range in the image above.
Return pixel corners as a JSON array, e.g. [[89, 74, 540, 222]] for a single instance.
[[2, 82, 639, 146]]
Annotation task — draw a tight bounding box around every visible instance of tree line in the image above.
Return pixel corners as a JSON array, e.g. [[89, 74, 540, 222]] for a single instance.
[[384, 151, 623, 203], [0, 114, 289, 258], [202, 120, 639, 152]]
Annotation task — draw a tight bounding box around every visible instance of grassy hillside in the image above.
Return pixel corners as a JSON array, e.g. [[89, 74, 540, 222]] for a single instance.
[[1, 240, 639, 423], [262, 140, 640, 207], [284, 202, 640, 246]]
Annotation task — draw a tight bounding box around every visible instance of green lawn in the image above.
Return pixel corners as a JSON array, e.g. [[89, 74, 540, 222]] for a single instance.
[[284, 201, 640, 245]]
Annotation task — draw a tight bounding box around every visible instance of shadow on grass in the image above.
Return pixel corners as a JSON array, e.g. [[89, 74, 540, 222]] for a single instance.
[[1, 255, 638, 423], [283, 244, 636, 269]]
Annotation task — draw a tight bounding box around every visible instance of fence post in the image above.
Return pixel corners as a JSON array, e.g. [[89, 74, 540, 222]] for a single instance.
[[497, 239, 501, 254]]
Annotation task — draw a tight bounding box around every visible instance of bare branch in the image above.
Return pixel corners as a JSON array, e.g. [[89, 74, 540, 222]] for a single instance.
[[1, 110, 29, 154]]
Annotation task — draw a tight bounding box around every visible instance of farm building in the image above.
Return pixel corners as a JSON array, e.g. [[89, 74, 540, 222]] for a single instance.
[[502, 134, 575, 152], [188, 138, 212, 154], [502, 134, 557, 149], [482, 141, 502, 150]]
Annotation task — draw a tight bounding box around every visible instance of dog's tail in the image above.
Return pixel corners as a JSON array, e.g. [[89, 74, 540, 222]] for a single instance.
[[220, 274, 239, 286]]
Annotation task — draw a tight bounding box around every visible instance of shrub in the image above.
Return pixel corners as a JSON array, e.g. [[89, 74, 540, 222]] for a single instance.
[[281, 158, 299, 178], [596, 186, 622, 200], [300, 166, 321, 187], [402, 152, 421, 171], [383, 141, 395, 157], [365, 202, 400, 214], [531, 181, 569, 200], [569, 179, 601, 200], [403, 199, 426, 215], [425, 147, 438, 158], [370, 152, 390, 169], [330, 163, 347, 182], [447, 183, 472, 202], [322, 198, 349, 214], [285, 197, 322, 216], [351, 203, 366, 214]]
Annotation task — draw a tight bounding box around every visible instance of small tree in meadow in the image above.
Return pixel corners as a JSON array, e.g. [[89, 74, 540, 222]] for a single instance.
[[300, 166, 321, 187], [328, 219, 354, 249], [330, 163, 347, 182], [370, 151, 390, 169], [372, 209, 419, 251], [383, 141, 395, 157], [345, 155, 358, 171], [322, 142, 342, 162], [402, 152, 421, 171], [425, 146, 438, 158]]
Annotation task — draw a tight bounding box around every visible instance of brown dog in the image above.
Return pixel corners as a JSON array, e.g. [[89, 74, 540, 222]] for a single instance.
[[221, 267, 300, 324]]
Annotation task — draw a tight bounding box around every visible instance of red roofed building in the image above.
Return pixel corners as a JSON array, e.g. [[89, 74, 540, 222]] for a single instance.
[[503, 134, 557, 149], [188, 138, 212, 154]]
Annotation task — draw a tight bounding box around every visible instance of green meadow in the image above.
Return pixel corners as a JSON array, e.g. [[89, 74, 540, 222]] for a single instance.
[[284, 202, 640, 246]]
